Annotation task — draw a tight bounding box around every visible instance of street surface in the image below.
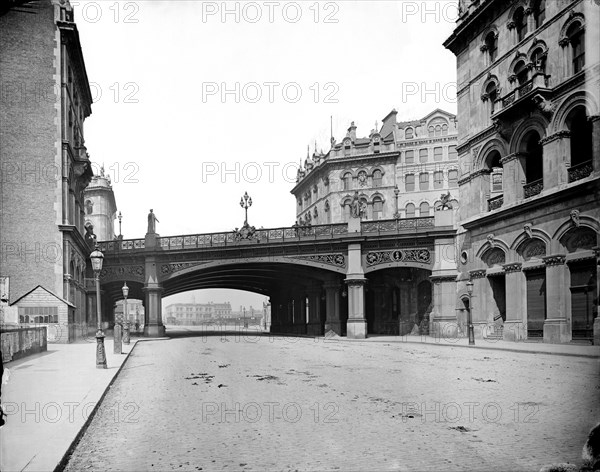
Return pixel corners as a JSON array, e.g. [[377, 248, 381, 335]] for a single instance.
[[63, 329, 600, 471]]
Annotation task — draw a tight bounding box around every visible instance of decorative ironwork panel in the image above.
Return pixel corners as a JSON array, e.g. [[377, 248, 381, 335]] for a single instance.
[[212, 233, 226, 244], [284, 228, 298, 238], [366, 248, 431, 266], [417, 217, 435, 228], [315, 226, 333, 237], [286, 254, 346, 268], [362, 222, 379, 233], [518, 81, 533, 98], [197, 235, 212, 246], [133, 239, 145, 249], [524, 179, 543, 198], [568, 160, 593, 183], [398, 219, 417, 229], [378, 221, 397, 232], [332, 225, 348, 235], [269, 229, 284, 239], [99, 265, 144, 282], [502, 93, 515, 107], [183, 236, 197, 247], [160, 262, 206, 275]]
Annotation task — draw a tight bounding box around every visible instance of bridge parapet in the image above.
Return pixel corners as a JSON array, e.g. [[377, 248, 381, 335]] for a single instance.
[[361, 217, 435, 234]]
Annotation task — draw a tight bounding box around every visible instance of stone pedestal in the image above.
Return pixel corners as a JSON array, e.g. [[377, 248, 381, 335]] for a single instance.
[[430, 275, 458, 339], [143, 284, 165, 338], [542, 255, 570, 343], [346, 277, 367, 339]]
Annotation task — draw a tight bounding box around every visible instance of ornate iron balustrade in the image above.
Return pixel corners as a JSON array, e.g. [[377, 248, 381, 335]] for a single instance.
[[361, 217, 435, 233], [517, 80, 533, 98], [523, 178, 543, 198], [568, 160, 593, 183], [501, 92, 515, 108], [488, 194, 504, 211], [98, 239, 145, 252]]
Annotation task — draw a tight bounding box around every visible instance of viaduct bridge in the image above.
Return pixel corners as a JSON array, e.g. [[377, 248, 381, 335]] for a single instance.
[[96, 212, 458, 339]]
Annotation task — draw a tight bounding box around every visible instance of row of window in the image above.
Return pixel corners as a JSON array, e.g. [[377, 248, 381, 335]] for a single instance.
[[19, 306, 59, 325], [403, 122, 451, 140], [404, 170, 459, 191], [404, 146, 457, 164]]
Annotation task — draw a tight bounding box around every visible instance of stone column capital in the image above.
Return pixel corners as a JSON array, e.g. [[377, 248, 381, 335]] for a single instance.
[[469, 269, 487, 279], [500, 152, 525, 165], [503, 262, 522, 273], [430, 274, 458, 284], [543, 254, 566, 266], [539, 130, 570, 145], [344, 277, 368, 287]]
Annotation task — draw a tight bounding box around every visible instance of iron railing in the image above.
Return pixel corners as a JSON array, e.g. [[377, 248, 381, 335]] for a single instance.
[[568, 160, 593, 183], [523, 178, 543, 198], [488, 194, 503, 211]]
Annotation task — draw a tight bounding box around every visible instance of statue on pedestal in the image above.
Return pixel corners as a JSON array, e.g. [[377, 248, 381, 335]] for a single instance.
[[147, 209, 159, 234]]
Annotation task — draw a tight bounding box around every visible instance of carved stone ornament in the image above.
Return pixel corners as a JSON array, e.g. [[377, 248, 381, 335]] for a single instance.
[[503, 262, 522, 273], [524, 224, 533, 239], [469, 269, 487, 279], [160, 262, 206, 275], [570, 209, 580, 227], [486, 234, 495, 248], [286, 254, 346, 268], [532, 94, 555, 116], [365, 249, 432, 266], [543, 255, 566, 267], [522, 239, 546, 261]]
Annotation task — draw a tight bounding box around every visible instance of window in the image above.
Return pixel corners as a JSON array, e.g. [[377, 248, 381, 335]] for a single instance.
[[515, 60, 529, 86], [419, 149, 428, 163], [522, 130, 543, 184], [343, 199, 352, 222], [486, 81, 498, 113], [373, 197, 383, 220], [419, 202, 430, 217], [448, 170, 458, 187], [514, 7, 527, 42], [435, 125, 441, 137], [405, 128, 413, 139], [442, 124, 448, 136], [85, 200, 93, 215], [533, 0, 545, 29], [343, 172, 352, 190], [419, 172, 429, 191], [429, 126, 435, 137], [405, 174, 415, 192], [567, 23, 585, 74], [405, 150, 414, 164], [485, 31, 498, 62], [434, 170, 443, 189], [372, 169, 382, 188], [434, 147, 443, 161], [19, 306, 59, 324], [567, 106, 593, 167], [531, 48, 547, 73], [405, 203, 415, 218], [486, 150, 503, 193], [448, 145, 457, 160], [492, 171, 503, 192]]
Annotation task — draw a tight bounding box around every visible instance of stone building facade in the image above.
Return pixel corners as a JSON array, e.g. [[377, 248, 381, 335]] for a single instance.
[[292, 108, 459, 225], [83, 168, 118, 242], [164, 302, 233, 325], [0, 0, 95, 342], [445, 0, 600, 342]]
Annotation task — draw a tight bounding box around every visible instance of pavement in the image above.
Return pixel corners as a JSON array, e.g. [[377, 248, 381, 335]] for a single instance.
[[1, 328, 598, 472], [0, 336, 137, 472]]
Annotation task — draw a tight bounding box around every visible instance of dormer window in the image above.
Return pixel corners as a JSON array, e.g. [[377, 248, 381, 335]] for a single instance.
[[405, 128, 413, 139]]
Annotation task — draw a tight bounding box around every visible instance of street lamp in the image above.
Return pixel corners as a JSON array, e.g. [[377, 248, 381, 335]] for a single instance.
[[118, 211, 122, 238], [90, 244, 107, 369], [240, 191, 252, 226], [122, 282, 130, 346], [393, 185, 401, 219], [466, 281, 475, 346]]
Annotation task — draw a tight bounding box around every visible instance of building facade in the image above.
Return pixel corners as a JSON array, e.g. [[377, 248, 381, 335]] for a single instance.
[[83, 168, 118, 242], [445, 0, 600, 342], [164, 302, 233, 325], [292, 109, 459, 225], [0, 0, 96, 342]]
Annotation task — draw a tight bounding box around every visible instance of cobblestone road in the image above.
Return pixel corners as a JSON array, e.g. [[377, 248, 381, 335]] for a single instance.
[[63, 331, 600, 471]]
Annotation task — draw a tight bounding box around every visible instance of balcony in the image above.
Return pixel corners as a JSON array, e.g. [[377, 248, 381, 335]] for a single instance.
[[568, 160, 593, 183], [487, 194, 503, 211], [523, 179, 543, 199]]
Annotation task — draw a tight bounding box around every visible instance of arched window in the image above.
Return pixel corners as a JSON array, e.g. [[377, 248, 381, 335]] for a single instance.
[[533, 0, 545, 29], [372, 169, 382, 188], [342, 172, 352, 190], [486, 150, 503, 193], [514, 60, 529, 85], [373, 197, 383, 220], [567, 22, 585, 74], [405, 203, 415, 218], [442, 124, 448, 136], [567, 106, 593, 169], [419, 202, 430, 217], [405, 150, 414, 164], [85, 200, 93, 215], [324, 200, 331, 223], [405, 174, 415, 192], [405, 128, 413, 139], [485, 31, 498, 62], [531, 47, 547, 73], [486, 81, 498, 113], [435, 125, 442, 137], [514, 7, 528, 42], [428, 126, 435, 137]]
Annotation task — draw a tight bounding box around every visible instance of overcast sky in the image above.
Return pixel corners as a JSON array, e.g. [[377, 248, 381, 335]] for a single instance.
[[75, 0, 458, 307]]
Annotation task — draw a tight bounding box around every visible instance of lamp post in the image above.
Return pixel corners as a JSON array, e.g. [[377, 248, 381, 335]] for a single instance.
[[122, 282, 130, 345], [90, 244, 107, 369], [243, 307, 248, 329], [466, 281, 475, 345], [118, 211, 122, 238], [393, 185, 401, 219], [240, 191, 252, 226]]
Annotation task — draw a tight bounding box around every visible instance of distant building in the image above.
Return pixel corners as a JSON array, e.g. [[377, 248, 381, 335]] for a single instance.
[[291, 109, 459, 225], [114, 299, 145, 328], [0, 0, 95, 342], [445, 0, 599, 342], [164, 302, 232, 325]]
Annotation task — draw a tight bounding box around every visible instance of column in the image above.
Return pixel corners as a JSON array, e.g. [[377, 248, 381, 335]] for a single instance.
[[542, 255, 570, 343], [268, 294, 283, 334], [306, 284, 323, 336], [324, 281, 342, 335], [143, 255, 165, 337], [470, 170, 492, 214], [468, 270, 488, 338], [590, 115, 600, 174], [502, 262, 526, 341], [345, 243, 367, 339], [593, 247, 600, 346], [500, 153, 526, 204], [430, 275, 458, 338], [540, 131, 570, 189], [292, 289, 307, 335]]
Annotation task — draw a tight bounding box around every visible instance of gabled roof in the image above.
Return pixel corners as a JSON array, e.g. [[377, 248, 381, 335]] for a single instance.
[[420, 108, 456, 122], [11, 285, 76, 308]]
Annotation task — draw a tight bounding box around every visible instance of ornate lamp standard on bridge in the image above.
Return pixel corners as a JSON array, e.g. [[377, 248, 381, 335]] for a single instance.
[[122, 282, 130, 345], [118, 211, 122, 239], [466, 281, 475, 346], [90, 244, 107, 369], [393, 185, 401, 219], [240, 191, 252, 225]]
